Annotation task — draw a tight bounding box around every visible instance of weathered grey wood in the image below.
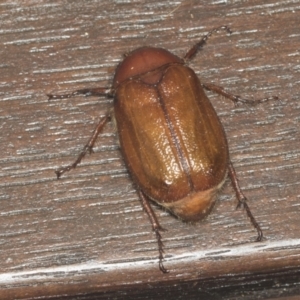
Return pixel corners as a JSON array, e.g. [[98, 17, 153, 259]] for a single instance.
[[0, 0, 299, 299]]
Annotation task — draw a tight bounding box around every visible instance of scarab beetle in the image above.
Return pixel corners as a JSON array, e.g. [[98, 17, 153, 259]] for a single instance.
[[48, 26, 277, 273]]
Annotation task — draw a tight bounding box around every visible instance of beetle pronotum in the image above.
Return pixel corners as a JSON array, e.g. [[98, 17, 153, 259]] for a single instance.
[[48, 26, 277, 273]]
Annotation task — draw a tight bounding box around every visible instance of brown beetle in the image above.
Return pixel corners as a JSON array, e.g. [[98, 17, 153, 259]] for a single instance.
[[48, 26, 277, 273]]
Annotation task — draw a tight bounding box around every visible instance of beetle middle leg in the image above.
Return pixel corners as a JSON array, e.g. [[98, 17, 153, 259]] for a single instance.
[[54, 114, 111, 178], [47, 87, 113, 178], [228, 162, 263, 242], [138, 190, 168, 273]]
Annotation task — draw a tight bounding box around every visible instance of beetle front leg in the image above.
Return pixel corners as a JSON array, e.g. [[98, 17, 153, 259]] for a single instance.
[[47, 87, 113, 100], [228, 162, 263, 242], [138, 190, 169, 273], [184, 26, 232, 62], [55, 114, 111, 178], [202, 82, 278, 106]]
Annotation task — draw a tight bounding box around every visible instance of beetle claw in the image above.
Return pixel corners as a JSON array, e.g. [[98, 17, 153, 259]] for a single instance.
[[154, 228, 169, 273]]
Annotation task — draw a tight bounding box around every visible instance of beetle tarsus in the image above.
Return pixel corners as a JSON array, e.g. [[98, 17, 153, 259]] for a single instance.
[[237, 197, 264, 242], [55, 163, 77, 179], [55, 168, 64, 179], [228, 162, 263, 242], [155, 228, 169, 273], [47, 94, 54, 101]]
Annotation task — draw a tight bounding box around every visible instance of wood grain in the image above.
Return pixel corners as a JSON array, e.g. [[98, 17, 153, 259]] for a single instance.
[[1, 0, 299, 299]]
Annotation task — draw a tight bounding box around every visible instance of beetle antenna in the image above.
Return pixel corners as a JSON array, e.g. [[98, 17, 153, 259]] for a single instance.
[[184, 25, 232, 62]]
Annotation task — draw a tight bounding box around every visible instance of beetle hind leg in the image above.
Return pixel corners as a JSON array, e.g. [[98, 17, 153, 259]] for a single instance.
[[228, 162, 263, 242], [138, 190, 169, 273], [155, 228, 168, 273]]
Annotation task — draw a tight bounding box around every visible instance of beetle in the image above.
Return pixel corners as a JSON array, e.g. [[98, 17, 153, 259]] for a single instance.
[[48, 26, 277, 273]]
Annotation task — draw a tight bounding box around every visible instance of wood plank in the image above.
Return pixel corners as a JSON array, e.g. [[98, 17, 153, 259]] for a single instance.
[[1, 0, 299, 299]]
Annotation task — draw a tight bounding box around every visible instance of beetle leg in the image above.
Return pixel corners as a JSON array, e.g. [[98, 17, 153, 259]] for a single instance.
[[47, 87, 113, 100], [138, 190, 169, 273], [202, 83, 278, 106], [184, 26, 232, 62], [55, 114, 111, 178], [228, 162, 263, 242]]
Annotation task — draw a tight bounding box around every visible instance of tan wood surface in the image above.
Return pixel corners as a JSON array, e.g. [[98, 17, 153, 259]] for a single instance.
[[1, 0, 300, 299]]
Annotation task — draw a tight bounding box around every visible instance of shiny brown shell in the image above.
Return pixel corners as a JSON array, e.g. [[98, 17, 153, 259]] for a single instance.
[[113, 47, 229, 221]]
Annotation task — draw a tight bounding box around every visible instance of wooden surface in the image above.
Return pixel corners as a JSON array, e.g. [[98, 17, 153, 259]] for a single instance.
[[1, 0, 299, 299]]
